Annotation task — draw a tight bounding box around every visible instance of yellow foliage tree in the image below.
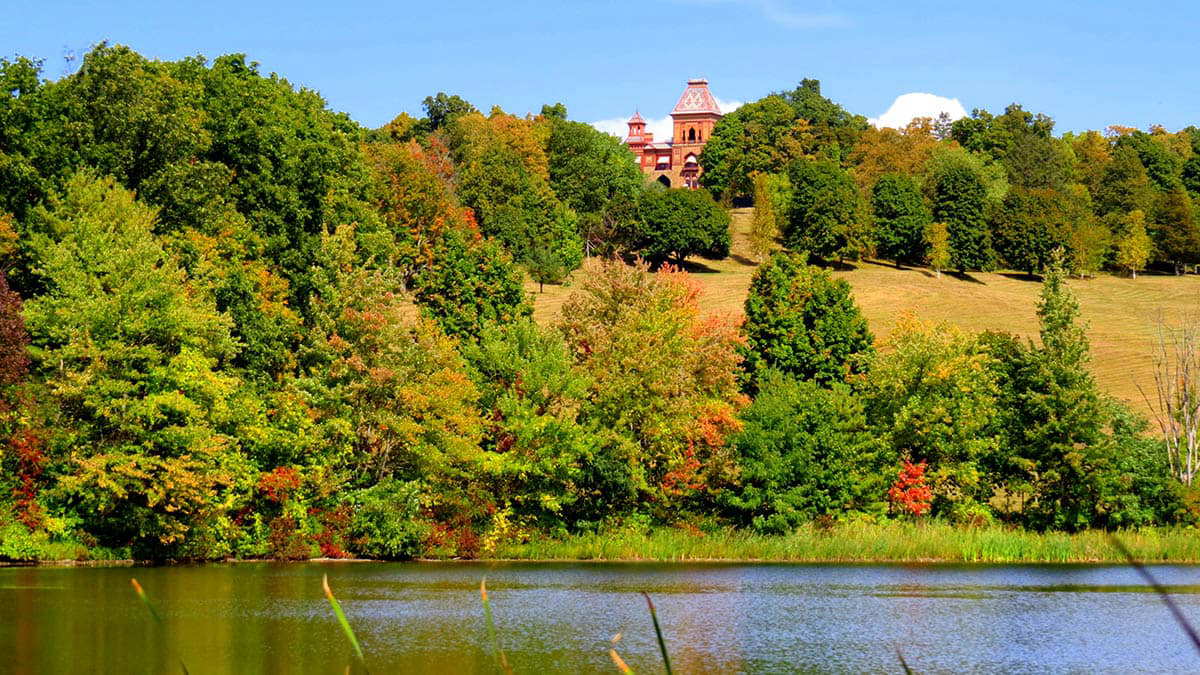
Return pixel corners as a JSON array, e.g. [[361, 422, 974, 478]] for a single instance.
[[749, 173, 778, 262], [925, 221, 951, 278], [1115, 209, 1154, 278]]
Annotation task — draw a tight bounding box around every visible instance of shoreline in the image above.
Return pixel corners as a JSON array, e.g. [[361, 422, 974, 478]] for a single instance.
[[5, 523, 1200, 567]]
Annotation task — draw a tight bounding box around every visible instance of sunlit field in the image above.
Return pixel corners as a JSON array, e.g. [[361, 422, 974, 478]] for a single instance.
[[529, 207, 1200, 416]]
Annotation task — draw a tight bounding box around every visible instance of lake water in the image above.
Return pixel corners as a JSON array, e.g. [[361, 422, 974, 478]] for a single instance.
[[2, 561, 1199, 673]]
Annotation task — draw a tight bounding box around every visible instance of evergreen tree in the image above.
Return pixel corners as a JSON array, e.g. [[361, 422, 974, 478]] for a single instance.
[[1003, 252, 1117, 530]]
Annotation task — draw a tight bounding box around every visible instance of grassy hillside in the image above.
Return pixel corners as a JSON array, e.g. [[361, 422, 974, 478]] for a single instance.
[[527, 208, 1200, 415]]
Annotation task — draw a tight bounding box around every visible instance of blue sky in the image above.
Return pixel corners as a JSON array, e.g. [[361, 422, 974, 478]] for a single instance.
[[4, 0, 1196, 135]]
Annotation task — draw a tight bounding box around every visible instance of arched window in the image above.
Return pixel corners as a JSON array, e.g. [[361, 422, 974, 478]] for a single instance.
[[688, 128, 696, 142], [657, 175, 671, 188]]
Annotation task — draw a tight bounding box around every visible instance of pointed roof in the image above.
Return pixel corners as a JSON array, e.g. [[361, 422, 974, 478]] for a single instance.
[[671, 78, 721, 116], [628, 110, 645, 123]]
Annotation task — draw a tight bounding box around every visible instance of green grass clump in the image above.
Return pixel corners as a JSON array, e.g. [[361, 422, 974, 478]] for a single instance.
[[491, 522, 1200, 563]]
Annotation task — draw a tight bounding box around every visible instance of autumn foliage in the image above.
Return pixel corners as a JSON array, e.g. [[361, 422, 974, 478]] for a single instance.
[[888, 460, 933, 517]]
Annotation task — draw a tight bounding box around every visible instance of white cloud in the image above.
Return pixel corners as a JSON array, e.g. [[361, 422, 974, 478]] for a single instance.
[[715, 97, 744, 115], [590, 114, 671, 140], [591, 98, 742, 142], [869, 93, 967, 130]]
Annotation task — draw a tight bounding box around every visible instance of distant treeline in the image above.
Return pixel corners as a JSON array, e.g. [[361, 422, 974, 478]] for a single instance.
[[700, 79, 1200, 277], [0, 45, 1193, 563]]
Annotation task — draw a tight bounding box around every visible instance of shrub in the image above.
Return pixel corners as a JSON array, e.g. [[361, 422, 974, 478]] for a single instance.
[[722, 373, 890, 533], [346, 480, 429, 560]]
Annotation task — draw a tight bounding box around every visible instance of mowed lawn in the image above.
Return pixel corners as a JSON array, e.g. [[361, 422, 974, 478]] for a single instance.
[[527, 208, 1200, 415]]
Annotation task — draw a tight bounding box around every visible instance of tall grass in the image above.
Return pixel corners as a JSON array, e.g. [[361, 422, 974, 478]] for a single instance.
[[492, 522, 1200, 563], [322, 574, 368, 672], [480, 578, 512, 674]]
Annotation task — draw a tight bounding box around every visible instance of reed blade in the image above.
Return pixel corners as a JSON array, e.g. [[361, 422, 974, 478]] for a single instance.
[[895, 645, 915, 674], [609, 632, 636, 674], [640, 592, 672, 675], [323, 574, 368, 671], [480, 578, 512, 674], [130, 578, 190, 675], [1109, 535, 1200, 655]]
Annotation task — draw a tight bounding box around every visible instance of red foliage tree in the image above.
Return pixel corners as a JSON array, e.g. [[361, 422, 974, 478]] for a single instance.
[[888, 460, 933, 517], [257, 466, 303, 504], [0, 271, 28, 390], [0, 271, 41, 529]]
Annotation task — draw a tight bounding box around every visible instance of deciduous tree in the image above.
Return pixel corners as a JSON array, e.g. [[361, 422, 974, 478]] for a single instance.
[[741, 252, 873, 387], [871, 173, 930, 266], [784, 159, 863, 261]]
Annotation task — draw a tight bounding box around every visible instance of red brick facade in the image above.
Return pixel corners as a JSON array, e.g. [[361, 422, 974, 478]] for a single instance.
[[625, 79, 723, 189]]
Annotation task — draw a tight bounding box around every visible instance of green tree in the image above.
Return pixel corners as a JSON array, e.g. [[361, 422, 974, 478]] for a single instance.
[[1152, 187, 1200, 271], [633, 187, 731, 263], [22, 173, 247, 559], [1116, 131, 1183, 191], [1004, 134, 1074, 191], [775, 79, 868, 162], [871, 173, 930, 266], [412, 229, 531, 339], [990, 188, 1070, 275], [544, 117, 642, 220], [526, 236, 570, 292], [422, 92, 477, 131], [1183, 154, 1200, 199], [698, 96, 814, 202], [784, 159, 863, 260], [741, 252, 873, 387], [721, 373, 889, 533], [449, 114, 585, 273], [932, 163, 992, 271], [1095, 145, 1154, 216], [462, 319, 602, 527], [1000, 252, 1123, 530], [950, 104, 1056, 162]]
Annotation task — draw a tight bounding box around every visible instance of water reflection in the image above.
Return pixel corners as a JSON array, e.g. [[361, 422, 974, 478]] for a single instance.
[[0, 562, 1197, 673]]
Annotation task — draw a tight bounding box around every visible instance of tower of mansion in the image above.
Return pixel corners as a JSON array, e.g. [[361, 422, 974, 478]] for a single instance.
[[624, 78, 723, 189]]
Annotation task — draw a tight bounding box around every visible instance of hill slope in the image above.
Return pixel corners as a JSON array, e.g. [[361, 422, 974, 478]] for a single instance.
[[528, 208, 1200, 415]]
